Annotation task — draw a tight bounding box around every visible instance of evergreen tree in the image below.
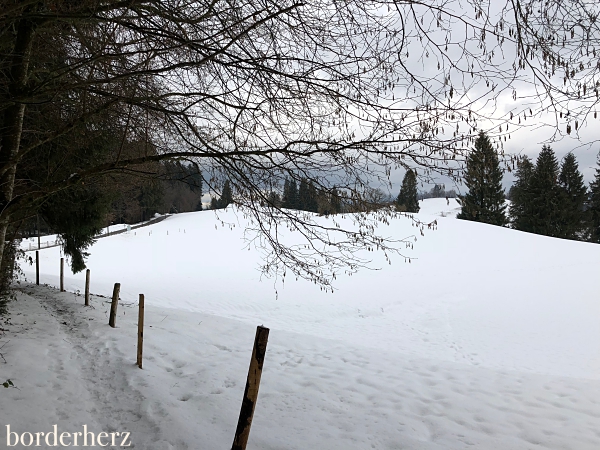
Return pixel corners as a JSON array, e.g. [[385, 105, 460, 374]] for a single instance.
[[509, 156, 535, 232], [41, 186, 110, 273], [527, 145, 563, 237], [431, 184, 445, 198], [557, 152, 588, 240], [290, 180, 299, 209], [267, 191, 281, 208], [330, 187, 342, 214], [396, 170, 420, 213], [320, 187, 342, 215], [282, 179, 291, 207], [210, 196, 219, 209], [217, 180, 233, 208], [282, 178, 298, 209], [307, 181, 319, 212], [138, 181, 164, 221], [298, 178, 309, 211], [589, 152, 600, 243], [457, 131, 507, 225]]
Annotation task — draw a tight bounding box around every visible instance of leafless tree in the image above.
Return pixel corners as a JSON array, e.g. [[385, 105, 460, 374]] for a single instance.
[[0, 0, 598, 289]]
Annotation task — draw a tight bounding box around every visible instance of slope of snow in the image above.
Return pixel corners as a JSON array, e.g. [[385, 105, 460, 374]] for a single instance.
[[417, 197, 462, 217], [3, 198, 600, 449]]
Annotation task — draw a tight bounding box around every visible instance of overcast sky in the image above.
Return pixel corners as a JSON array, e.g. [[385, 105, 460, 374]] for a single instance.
[[386, 124, 600, 196], [380, 1, 600, 196]]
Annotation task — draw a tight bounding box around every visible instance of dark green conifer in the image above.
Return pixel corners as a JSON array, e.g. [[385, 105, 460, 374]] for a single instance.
[[330, 187, 342, 214], [396, 170, 420, 213], [282, 179, 291, 207], [557, 152, 588, 240], [509, 156, 535, 232], [589, 152, 600, 243], [41, 186, 110, 273], [431, 184, 445, 198], [527, 145, 562, 237], [267, 191, 281, 208], [307, 182, 318, 212], [298, 178, 309, 211], [282, 179, 298, 209], [457, 131, 506, 225], [138, 181, 164, 221], [217, 180, 233, 208]]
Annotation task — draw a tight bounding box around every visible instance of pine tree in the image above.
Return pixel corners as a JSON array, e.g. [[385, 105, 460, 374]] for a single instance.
[[589, 152, 600, 243], [217, 180, 233, 208], [286, 179, 298, 209], [267, 191, 281, 207], [330, 187, 341, 214], [283, 179, 298, 209], [457, 131, 506, 225], [509, 156, 535, 232], [557, 152, 588, 240], [527, 145, 562, 237], [307, 182, 319, 212], [298, 178, 309, 211], [138, 181, 164, 221], [396, 170, 420, 212], [282, 179, 291, 207], [431, 184, 445, 198], [41, 186, 110, 273]]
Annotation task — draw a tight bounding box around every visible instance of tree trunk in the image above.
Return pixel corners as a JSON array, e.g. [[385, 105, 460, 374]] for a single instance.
[[0, 16, 36, 271]]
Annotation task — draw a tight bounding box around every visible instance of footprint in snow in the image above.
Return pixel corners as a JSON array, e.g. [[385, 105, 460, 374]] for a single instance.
[[223, 378, 236, 388], [178, 394, 192, 402]]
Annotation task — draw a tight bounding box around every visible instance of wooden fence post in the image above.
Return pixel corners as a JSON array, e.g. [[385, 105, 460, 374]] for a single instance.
[[231, 326, 270, 450], [84, 269, 90, 306], [109, 283, 120, 328], [35, 251, 39, 285], [137, 294, 145, 368], [60, 257, 64, 292], [37, 214, 41, 250]]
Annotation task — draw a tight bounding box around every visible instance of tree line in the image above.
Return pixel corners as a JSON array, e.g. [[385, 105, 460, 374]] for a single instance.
[[395, 130, 600, 243], [21, 161, 204, 236], [509, 146, 600, 242], [208, 177, 343, 215]]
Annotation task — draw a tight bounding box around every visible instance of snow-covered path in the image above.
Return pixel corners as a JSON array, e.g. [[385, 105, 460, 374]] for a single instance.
[[2, 283, 600, 449]]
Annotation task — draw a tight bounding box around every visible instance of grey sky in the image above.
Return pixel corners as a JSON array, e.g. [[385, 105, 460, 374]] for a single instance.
[[380, 1, 600, 196], [387, 125, 600, 196]]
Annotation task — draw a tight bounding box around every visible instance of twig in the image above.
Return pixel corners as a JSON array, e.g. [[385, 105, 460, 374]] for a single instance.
[[0, 340, 9, 363]]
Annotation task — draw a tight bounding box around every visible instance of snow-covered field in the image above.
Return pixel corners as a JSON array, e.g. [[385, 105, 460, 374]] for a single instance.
[[2, 198, 600, 449]]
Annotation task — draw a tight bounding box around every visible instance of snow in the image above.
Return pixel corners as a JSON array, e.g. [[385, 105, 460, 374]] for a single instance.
[[417, 197, 462, 217], [2, 199, 600, 449]]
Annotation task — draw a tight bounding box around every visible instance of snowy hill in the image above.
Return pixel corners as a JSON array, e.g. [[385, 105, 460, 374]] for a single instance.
[[3, 198, 600, 449], [416, 197, 462, 217]]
